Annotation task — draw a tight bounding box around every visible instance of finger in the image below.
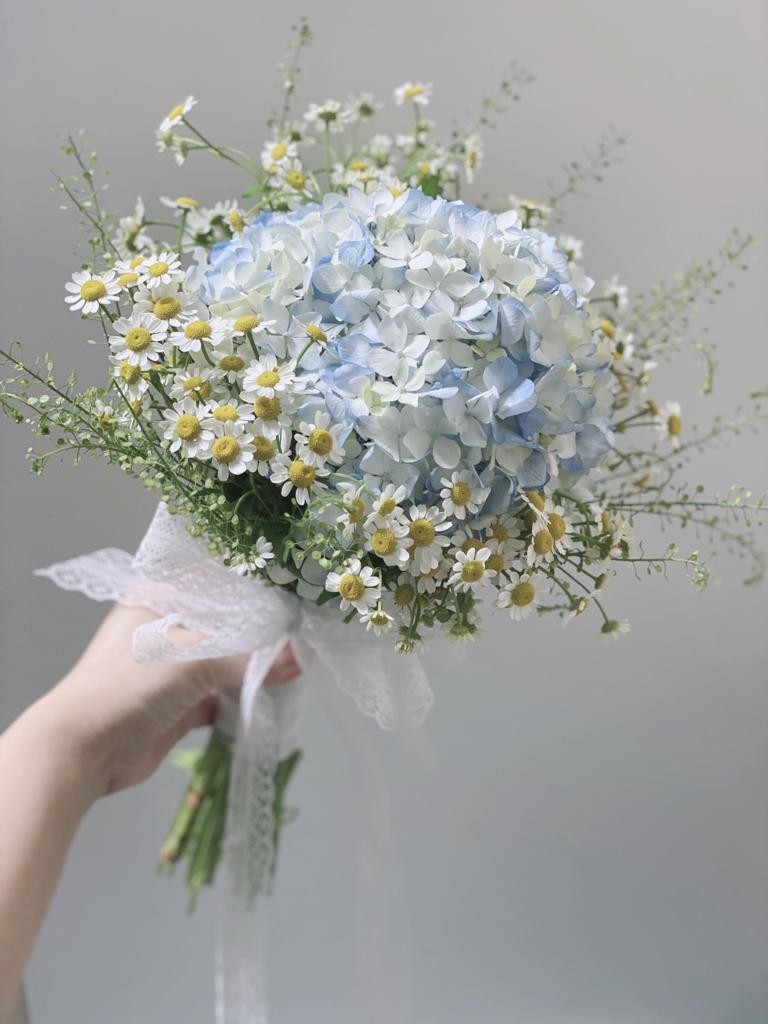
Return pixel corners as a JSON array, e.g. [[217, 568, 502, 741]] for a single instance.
[[264, 644, 302, 688]]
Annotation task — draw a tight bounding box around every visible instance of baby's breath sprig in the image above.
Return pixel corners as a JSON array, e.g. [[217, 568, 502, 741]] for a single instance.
[[547, 124, 628, 223]]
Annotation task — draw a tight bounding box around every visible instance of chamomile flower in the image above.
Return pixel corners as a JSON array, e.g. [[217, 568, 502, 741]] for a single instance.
[[203, 402, 253, 429], [230, 312, 275, 339], [137, 252, 183, 288], [404, 504, 452, 574], [169, 367, 219, 404], [241, 355, 299, 399], [368, 484, 408, 528], [655, 401, 683, 447], [324, 558, 380, 613], [208, 423, 255, 481], [497, 572, 540, 621], [249, 393, 294, 442], [440, 472, 488, 521], [359, 607, 394, 635], [484, 514, 525, 559], [134, 282, 199, 327], [159, 96, 196, 133], [159, 195, 200, 214], [269, 454, 329, 505], [108, 311, 166, 369], [211, 339, 248, 384], [110, 358, 149, 401], [336, 482, 369, 540], [64, 269, 120, 314], [231, 537, 275, 575], [278, 159, 310, 193], [527, 519, 558, 567], [112, 198, 154, 257], [248, 431, 279, 476], [448, 547, 497, 593], [260, 137, 299, 173], [169, 315, 232, 354], [544, 502, 573, 556], [303, 99, 351, 133], [600, 619, 631, 641], [294, 410, 346, 468], [394, 82, 433, 107], [363, 516, 410, 567], [162, 399, 214, 458]]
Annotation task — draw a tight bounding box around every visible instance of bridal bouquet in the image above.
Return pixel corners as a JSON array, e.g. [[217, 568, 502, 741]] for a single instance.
[[1, 19, 765, 1002]]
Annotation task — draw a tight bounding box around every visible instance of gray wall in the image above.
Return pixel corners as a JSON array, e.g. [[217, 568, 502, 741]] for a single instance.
[[2, 1, 767, 1021]]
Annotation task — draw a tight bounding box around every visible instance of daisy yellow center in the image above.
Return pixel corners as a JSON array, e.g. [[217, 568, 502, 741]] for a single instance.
[[394, 583, 415, 607], [129, 255, 145, 269], [378, 496, 397, 516], [418, 161, 431, 176], [338, 573, 365, 603], [305, 323, 327, 344], [117, 272, 139, 288], [348, 497, 365, 524], [257, 369, 280, 388], [461, 559, 485, 583], [667, 413, 682, 436], [181, 376, 212, 401], [523, 509, 537, 530], [510, 581, 535, 607], [486, 553, 505, 574], [175, 414, 201, 440], [271, 142, 287, 160], [286, 170, 305, 190], [460, 538, 477, 553], [124, 326, 152, 352], [252, 435, 276, 460], [254, 396, 281, 421], [219, 354, 245, 372], [369, 611, 390, 626], [80, 279, 107, 302], [525, 491, 546, 511], [119, 361, 141, 384], [371, 529, 398, 557], [450, 481, 472, 506], [212, 436, 240, 463], [148, 261, 170, 278], [488, 522, 510, 542], [167, 103, 185, 121], [349, 159, 367, 171], [533, 529, 554, 555], [212, 405, 238, 422], [153, 297, 182, 320], [234, 315, 260, 333], [409, 518, 435, 547], [184, 320, 212, 341], [600, 319, 616, 339], [548, 513, 566, 541], [646, 399, 659, 415], [175, 196, 199, 209], [404, 85, 424, 98], [308, 427, 333, 455], [227, 211, 245, 232], [288, 459, 316, 488]]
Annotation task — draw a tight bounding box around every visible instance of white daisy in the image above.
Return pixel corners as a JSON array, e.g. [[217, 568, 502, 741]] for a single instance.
[[248, 431, 279, 476], [241, 354, 300, 399], [324, 558, 380, 613], [404, 504, 452, 574], [393, 82, 433, 107], [248, 393, 294, 442], [543, 501, 573, 556], [203, 402, 252, 429], [137, 252, 183, 288], [654, 401, 683, 448], [211, 339, 249, 384], [162, 399, 214, 458], [134, 282, 199, 327], [110, 358, 149, 401], [169, 315, 232, 354], [159, 96, 196, 133], [359, 607, 395, 635], [208, 422, 256, 481], [363, 516, 410, 568], [483, 514, 526, 559], [600, 619, 631, 641], [367, 483, 408, 528], [230, 312, 275, 339], [294, 410, 346, 468], [232, 537, 275, 575], [260, 137, 299, 173], [64, 269, 120, 314], [448, 547, 497, 593], [269, 453, 329, 505], [440, 472, 489, 521], [527, 518, 558, 568], [336, 482, 369, 540], [497, 572, 540, 621], [108, 311, 167, 369], [303, 99, 351, 133], [168, 367, 220, 404]]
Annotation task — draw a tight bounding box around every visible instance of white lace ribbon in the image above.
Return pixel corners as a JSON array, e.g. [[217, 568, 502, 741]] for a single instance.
[[36, 502, 433, 1023]]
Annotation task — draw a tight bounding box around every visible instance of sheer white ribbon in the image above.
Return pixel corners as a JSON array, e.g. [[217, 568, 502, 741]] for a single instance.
[[36, 502, 433, 1023]]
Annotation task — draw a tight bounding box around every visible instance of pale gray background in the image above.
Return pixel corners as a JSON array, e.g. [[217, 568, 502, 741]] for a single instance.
[[1, 1, 767, 1021]]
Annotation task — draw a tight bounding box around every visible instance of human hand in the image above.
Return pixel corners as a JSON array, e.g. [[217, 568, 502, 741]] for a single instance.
[[42, 603, 301, 799]]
